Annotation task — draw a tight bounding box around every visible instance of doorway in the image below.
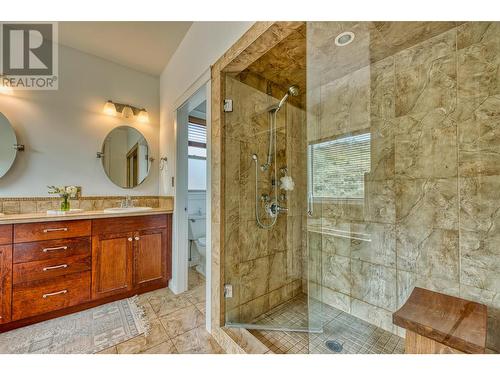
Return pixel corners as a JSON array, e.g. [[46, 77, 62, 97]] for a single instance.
[[174, 79, 211, 330]]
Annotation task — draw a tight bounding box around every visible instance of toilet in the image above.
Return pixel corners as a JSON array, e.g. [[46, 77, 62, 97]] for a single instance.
[[188, 215, 206, 276]]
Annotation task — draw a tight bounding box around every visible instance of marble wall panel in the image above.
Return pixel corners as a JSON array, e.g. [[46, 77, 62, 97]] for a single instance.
[[351, 260, 397, 311]]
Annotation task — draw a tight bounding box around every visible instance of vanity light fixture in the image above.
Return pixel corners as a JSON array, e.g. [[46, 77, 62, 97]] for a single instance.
[[103, 100, 117, 116], [102, 100, 149, 123], [121, 105, 134, 118], [137, 109, 149, 123]]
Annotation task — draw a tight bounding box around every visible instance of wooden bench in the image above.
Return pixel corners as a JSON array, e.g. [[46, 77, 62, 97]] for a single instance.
[[393, 287, 487, 354]]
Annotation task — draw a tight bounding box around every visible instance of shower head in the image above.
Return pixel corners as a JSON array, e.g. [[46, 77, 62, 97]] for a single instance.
[[287, 85, 300, 97], [275, 85, 300, 112]]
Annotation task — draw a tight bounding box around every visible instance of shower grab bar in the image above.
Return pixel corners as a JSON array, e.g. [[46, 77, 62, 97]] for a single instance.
[[308, 228, 372, 242], [307, 192, 313, 217]]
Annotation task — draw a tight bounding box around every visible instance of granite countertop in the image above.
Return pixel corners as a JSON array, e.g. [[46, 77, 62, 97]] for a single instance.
[[0, 207, 173, 224]]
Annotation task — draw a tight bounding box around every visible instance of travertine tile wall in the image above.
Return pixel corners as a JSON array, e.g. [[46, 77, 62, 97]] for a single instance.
[[0, 196, 174, 214], [223, 75, 305, 324], [308, 22, 500, 352]]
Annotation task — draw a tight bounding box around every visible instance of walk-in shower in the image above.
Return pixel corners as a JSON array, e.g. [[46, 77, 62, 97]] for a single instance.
[[222, 21, 500, 354]]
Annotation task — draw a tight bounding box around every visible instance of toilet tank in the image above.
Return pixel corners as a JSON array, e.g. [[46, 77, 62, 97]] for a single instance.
[[188, 215, 206, 240]]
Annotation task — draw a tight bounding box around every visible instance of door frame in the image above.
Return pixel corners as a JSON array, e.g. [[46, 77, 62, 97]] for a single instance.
[[172, 69, 212, 332]]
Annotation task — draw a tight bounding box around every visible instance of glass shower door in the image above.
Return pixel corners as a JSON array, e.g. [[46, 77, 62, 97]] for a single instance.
[[306, 21, 377, 353], [222, 65, 320, 333]]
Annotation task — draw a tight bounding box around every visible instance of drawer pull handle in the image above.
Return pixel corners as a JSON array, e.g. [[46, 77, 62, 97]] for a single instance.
[[135, 236, 140, 241], [128, 237, 133, 242], [43, 227, 68, 233], [43, 264, 68, 271], [43, 290, 67, 298], [42, 246, 68, 253]]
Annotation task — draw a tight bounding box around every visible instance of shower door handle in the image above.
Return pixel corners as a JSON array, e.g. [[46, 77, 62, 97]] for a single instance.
[[307, 192, 314, 217]]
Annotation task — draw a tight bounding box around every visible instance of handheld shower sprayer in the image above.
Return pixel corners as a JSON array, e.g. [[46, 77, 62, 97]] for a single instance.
[[263, 85, 300, 170], [276, 85, 300, 113], [252, 85, 300, 229]]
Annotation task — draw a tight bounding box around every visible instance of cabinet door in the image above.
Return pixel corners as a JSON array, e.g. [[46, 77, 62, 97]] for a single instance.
[[133, 228, 167, 288], [0, 245, 12, 324], [92, 232, 133, 300]]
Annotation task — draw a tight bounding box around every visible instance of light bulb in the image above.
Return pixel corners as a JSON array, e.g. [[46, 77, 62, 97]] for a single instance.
[[103, 100, 117, 116], [122, 105, 134, 118], [137, 109, 149, 123]]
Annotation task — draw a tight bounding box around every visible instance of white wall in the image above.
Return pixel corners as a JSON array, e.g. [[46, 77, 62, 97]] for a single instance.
[[0, 44, 159, 197], [159, 21, 254, 196], [0, 115, 17, 176]]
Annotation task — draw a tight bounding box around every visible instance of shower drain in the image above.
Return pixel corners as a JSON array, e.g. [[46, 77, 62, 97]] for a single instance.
[[325, 340, 343, 353]]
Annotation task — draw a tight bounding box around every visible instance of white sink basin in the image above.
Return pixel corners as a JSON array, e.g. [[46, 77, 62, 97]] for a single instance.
[[103, 207, 153, 214]]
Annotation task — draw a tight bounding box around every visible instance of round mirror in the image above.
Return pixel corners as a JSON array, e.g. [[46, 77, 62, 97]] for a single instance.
[[0, 112, 18, 178], [101, 126, 151, 188]]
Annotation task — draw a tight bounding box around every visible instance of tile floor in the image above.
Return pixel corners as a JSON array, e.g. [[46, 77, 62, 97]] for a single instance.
[[99, 267, 223, 354], [250, 295, 405, 354]]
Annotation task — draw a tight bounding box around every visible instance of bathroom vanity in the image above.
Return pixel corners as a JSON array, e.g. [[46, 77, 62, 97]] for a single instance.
[[0, 210, 172, 331]]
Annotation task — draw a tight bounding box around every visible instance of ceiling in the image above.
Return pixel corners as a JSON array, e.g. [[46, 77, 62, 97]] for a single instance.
[[59, 22, 193, 76], [240, 21, 459, 98]]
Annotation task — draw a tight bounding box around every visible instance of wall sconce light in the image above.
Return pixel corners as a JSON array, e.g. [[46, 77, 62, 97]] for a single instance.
[[102, 100, 149, 123]]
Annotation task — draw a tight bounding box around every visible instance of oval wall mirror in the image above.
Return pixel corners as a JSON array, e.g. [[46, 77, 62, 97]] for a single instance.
[[0, 112, 18, 178], [101, 126, 151, 188]]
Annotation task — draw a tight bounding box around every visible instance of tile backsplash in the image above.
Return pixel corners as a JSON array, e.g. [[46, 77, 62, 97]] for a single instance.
[[0, 196, 174, 214]]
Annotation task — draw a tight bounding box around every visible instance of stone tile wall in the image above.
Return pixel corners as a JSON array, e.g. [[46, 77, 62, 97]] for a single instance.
[[308, 22, 500, 352]]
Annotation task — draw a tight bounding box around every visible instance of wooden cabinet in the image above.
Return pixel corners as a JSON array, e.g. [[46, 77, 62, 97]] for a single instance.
[[133, 228, 167, 287], [0, 213, 171, 332], [0, 245, 12, 324], [91, 214, 171, 300], [92, 232, 134, 299]]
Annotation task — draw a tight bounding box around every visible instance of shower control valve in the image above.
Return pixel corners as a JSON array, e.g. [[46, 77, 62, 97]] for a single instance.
[[266, 202, 288, 217]]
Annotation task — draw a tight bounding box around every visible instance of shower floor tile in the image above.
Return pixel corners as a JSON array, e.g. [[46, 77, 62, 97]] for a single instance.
[[250, 295, 405, 354]]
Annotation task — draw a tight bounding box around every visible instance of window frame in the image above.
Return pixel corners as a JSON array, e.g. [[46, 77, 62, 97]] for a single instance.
[[308, 130, 371, 202], [187, 116, 207, 191]]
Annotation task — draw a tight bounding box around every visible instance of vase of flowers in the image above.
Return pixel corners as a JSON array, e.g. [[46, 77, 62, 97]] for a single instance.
[[48, 185, 78, 211]]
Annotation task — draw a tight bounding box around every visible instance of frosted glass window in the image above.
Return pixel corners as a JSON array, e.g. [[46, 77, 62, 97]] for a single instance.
[[188, 157, 206, 191], [309, 133, 371, 199]]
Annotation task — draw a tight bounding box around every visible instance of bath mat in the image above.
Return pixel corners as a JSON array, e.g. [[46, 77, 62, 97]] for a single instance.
[[0, 296, 149, 354]]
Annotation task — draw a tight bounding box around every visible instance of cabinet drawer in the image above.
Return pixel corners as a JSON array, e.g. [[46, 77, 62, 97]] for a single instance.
[[14, 220, 91, 243], [13, 237, 90, 264], [13, 254, 91, 285], [12, 272, 90, 321], [0, 225, 12, 245]]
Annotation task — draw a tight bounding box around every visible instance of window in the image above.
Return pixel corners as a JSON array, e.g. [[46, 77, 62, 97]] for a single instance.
[[309, 133, 371, 199], [188, 120, 207, 191]]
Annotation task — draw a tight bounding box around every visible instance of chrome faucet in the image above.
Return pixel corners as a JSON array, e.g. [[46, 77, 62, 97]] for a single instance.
[[265, 201, 288, 218], [121, 195, 134, 208]]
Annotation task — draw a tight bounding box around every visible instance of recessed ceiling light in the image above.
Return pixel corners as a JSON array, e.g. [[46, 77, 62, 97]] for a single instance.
[[335, 31, 355, 47]]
